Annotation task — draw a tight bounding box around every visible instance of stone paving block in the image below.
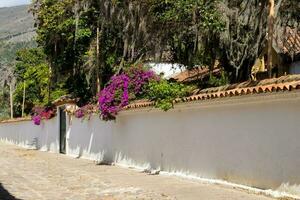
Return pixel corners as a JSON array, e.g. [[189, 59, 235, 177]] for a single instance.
[[0, 142, 276, 200]]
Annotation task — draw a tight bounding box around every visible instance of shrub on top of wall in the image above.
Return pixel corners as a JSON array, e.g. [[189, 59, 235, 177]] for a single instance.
[[30, 64, 194, 124], [146, 80, 192, 111], [97, 64, 193, 120]]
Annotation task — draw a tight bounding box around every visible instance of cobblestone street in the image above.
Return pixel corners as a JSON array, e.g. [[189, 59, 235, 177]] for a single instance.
[[0, 142, 276, 200]]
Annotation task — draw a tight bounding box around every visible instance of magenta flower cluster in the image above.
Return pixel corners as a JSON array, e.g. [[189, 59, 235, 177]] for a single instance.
[[75, 109, 84, 118], [127, 67, 158, 94], [74, 104, 96, 120], [31, 106, 55, 125], [32, 115, 42, 125], [99, 66, 158, 120], [98, 74, 130, 120]]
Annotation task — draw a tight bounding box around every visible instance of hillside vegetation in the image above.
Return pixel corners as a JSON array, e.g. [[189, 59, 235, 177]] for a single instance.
[[0, 5, 36, 119], [0, 5, 35, 41], [0, 5, 36, 64]]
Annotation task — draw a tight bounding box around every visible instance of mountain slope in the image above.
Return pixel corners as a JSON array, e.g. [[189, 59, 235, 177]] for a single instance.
[[0, 5, 35, 42], [0, 5, 36, 66]]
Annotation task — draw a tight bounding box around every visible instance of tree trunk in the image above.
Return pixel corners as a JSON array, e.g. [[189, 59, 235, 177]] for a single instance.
[[22, 81, 26, 117], [267, 0, 275, 78], [96, 26, 101, 94], [48, 67, 52, 104], [10, 83, 13, 119]]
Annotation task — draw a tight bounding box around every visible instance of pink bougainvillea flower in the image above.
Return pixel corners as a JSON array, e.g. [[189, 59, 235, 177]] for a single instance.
[[75, 109, 84, 118], [32, 115, 41, 126], [31, 106, 55, 125], [98, 66, 158, 120]]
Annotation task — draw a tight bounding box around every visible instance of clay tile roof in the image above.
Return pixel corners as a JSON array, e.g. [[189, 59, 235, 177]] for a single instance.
[[124, 99, 155, 109], [0, 117, 31, 124], [124, 74, 300, 110], [276, 27, 300, 57], [52, 95, 78, 107], [171, 67, 221, 83]]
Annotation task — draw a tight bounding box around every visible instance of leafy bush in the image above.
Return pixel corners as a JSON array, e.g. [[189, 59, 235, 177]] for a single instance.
[[98, 64, 196, 120], [208, 71, 229, 87], [146, 81, 192, 111]]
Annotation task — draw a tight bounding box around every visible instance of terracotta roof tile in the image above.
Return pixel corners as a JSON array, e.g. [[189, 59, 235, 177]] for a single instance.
[[0, 117, 31, 124], [275, 27, 300, 57], [171, 67, 221, 83], [124, 74, 300, 110], [52, 95, 78, 106]]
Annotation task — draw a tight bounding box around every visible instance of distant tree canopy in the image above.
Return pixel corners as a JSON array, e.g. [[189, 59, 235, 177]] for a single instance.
[[29, 0, 299, 100], [219, 0, 299, 81], [13, 48, 66, 117], [30, 0, 224, 98]]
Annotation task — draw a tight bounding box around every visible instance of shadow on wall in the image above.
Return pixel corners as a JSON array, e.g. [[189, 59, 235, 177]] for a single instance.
[[0, 183, 22, 200]]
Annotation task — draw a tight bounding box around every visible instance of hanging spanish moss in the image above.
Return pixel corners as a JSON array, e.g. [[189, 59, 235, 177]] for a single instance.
[[30, 0, 300, 99]]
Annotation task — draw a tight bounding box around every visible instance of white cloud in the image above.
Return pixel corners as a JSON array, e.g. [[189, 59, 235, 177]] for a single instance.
[[0, 0, 30, 8]]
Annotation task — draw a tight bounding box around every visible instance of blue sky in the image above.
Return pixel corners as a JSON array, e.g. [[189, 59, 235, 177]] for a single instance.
[[0, 0, 30, 8]]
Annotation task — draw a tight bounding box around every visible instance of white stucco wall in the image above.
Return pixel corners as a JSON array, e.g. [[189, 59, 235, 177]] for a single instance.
[[0, 118, 59, 153], [66, 115, 113, 163], [1, 91, 300, 193], [113, 92, 300, 190]]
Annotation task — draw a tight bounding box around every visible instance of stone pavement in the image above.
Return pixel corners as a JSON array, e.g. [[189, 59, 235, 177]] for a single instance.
[[0, 142, 276, 200]]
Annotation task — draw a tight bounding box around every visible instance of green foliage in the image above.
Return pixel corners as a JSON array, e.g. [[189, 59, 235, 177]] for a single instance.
[[31, 0, 94, 100], [150, 0, 224, 67], [151, 0, 223, 31], [146, 81, 192, 111], [0, 40, 36, 63], [0, 39, 36, 119], [2, 0, 299, 120], [0, 5, 36, 119], [13, 48, 67, 116], [0, 86, 10, 120], [31, 0, 224, 101], [49, 82, 68, 102], [208, 71, 229, 87]]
